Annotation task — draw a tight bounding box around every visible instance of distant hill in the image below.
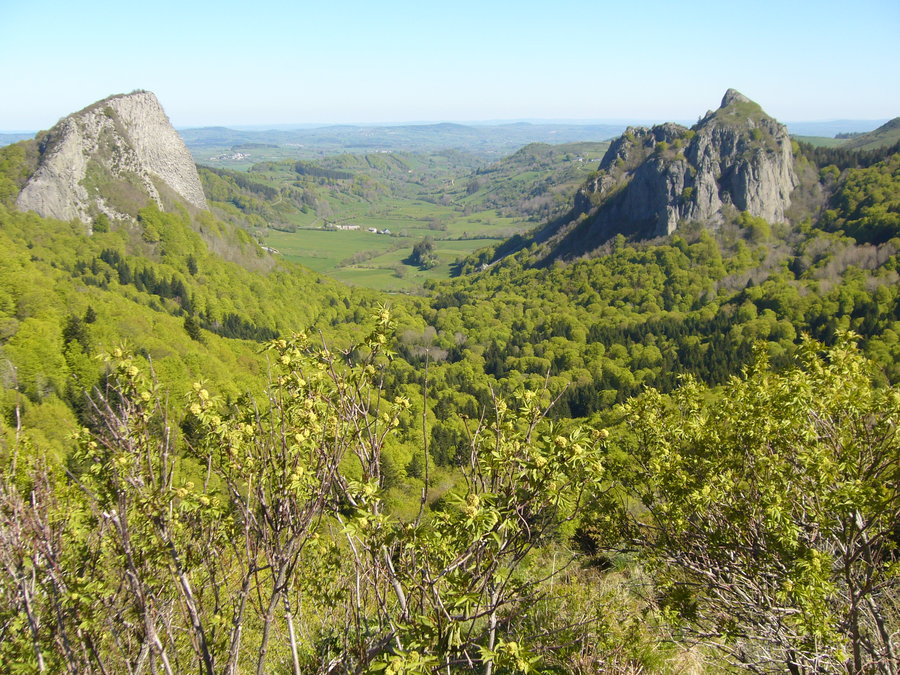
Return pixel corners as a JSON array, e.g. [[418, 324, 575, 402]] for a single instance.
[[841, 117, 900, 150], [179, 122, 626, 164], [0, 132, 33, 146], [784, 119, 888, 137], [4, 119, 892, 152], [198, 149, 484, 232], [791, 135, 847, 148], [448, 141, 609, 223]]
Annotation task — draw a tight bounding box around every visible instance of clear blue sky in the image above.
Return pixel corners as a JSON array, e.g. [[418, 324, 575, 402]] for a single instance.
[[2, 0, 898, 131]]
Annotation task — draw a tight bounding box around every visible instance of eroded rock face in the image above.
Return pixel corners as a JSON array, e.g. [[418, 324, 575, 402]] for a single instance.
[[571, 89, 797, 244], [16, 91, 206, 225]]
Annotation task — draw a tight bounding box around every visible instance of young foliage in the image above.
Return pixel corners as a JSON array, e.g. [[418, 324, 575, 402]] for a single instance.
[[611, 334, 899, 673], [346, 386, 606, 673], [0, 309, 608, 673]]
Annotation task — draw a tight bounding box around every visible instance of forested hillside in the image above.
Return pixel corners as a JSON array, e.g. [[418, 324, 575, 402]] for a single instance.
[[415, 157, 899, 450], [0, 180, 408, 458], [0, 94, 898, 673]]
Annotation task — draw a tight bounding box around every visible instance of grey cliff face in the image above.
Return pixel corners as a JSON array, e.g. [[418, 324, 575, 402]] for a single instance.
[[683, 102, 796, 227], [571, 90, 797, 245], [16, 91, 207, 224]]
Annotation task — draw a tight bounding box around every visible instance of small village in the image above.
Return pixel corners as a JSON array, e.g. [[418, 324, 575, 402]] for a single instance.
[[326, 223, 392, 235]]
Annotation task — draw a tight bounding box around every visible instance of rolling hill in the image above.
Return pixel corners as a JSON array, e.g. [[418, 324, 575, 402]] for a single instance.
[[841, 116, 900, 150]]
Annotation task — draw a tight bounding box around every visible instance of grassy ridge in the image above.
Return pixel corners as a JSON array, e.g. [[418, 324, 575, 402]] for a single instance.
[[842, 117, 900, 150]]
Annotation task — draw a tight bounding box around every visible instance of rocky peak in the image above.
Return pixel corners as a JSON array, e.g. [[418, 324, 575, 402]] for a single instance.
[[16, 91, 207, 227], [598, 123, 688, 173], [557, 90, 797, 257], [721, 88, 751, 107]]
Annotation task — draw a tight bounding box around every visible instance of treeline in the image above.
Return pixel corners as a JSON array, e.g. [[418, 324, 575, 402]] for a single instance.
[[199, 166, 285, 228], [820, 152, 900, 244], [294, 160, 353, 180], [456, 142, 607, 223], [795, 138, 900, 170], [225, 159, 394, 222], [75, 250, 278, 342], [198, 165, 330, 230], [204, 311, 278, 341], [78, 248, 196, 314], [201, 165, 280, 200]]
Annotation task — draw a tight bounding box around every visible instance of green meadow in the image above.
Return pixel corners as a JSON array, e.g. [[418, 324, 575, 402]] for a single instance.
[[266, 227, 502, 290]]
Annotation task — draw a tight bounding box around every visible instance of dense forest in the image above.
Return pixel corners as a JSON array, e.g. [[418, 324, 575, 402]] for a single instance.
[[0, 122, 898, 673]]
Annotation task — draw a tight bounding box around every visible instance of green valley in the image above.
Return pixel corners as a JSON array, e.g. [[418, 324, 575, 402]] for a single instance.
[[0, 89, 897, 674], [199, 142, 609, 290]]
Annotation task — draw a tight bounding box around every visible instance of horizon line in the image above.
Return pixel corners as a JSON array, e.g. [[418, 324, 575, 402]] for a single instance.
[[2, 117, 891, 136]]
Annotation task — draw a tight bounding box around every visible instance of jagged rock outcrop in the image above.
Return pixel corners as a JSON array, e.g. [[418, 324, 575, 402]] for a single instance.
[[16, 91, 207, 225], [552, 89, 797, 257]]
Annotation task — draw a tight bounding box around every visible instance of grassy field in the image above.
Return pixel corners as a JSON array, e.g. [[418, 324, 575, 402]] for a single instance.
[[331, 237, 493, 290], [266, 227, 501, 290]]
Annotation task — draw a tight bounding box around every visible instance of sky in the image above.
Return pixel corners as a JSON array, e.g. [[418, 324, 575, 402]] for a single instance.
[[1, 0, 898, 131]]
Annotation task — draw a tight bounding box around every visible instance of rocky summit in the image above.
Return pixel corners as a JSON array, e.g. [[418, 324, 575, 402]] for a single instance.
[[546, 89, 797, 259], [16, 90, 207, 226]]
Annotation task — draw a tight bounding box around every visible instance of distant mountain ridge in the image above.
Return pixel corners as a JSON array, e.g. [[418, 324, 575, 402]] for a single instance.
[[0, 133, 33, 146], [785, 119, 889, 137], [3, 120, 891, 151], [179, 121, 628, 159], [15, 91, 207, 226]]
